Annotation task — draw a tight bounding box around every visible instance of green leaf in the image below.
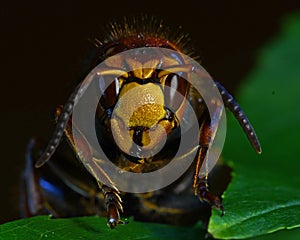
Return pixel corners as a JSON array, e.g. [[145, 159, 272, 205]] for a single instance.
[[208, 13, 300, 239], [251, 227, 300, 240], [0, 216, 206, 240]]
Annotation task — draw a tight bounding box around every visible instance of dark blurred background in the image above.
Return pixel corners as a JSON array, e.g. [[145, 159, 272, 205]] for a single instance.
[[1, 0, 300, 224]]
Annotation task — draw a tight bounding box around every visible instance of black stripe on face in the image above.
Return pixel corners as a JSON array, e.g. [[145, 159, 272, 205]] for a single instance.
[[132, 126, 148, 147]]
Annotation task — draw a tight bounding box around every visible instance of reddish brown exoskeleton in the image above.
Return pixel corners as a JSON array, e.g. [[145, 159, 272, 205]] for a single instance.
[[21, 17, 261, 229]]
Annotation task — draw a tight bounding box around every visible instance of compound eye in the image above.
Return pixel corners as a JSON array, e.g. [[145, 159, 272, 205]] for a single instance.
[[98, 76, 121, 109], [163, 73, 188, 111]]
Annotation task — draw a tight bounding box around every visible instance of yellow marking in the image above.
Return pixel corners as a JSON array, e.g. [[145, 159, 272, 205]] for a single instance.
[[125, 58, 160, 79], [110, 117, 133, 154], [140, 198, 185, 214], [126, 58, 143, 78], [122, 163, 145, 173], [159, 74, 168, 86], [110, 82, 179, 155], [138, 192, 154, 198], [97, 68, 128, 78], [114, 82, 165, 128], [142, 59, 160, 78]]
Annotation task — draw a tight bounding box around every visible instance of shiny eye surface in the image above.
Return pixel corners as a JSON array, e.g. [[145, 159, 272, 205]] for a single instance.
[[98, 76, 121, 109], [163, 73, 188, 111]]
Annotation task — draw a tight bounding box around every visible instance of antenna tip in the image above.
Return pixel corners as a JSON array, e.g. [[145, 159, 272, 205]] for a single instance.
[[257, 147, 262, 154], [35, 154, 50, 168]]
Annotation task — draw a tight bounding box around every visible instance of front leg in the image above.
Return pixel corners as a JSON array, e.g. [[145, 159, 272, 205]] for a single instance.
[[193, 113, 225, 216], [100, 184, 127, 228], [55, 105, 126, 227], [196, 177, 224, 216]]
